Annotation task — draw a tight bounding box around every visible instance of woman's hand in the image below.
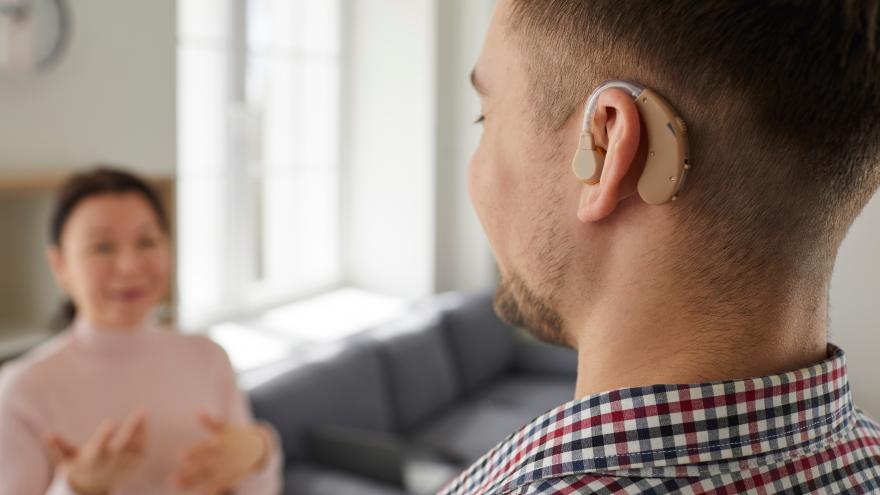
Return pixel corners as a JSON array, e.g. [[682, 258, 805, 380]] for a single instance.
[[174, 413, 272, 494], [46, 410, 148, 495]]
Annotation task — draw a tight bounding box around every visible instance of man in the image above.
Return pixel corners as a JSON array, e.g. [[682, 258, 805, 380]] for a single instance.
[[441, 1, 880, 494]]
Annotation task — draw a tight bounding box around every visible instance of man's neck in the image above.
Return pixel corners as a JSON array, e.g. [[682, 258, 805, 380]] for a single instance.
[[569, 278, 829, 399]]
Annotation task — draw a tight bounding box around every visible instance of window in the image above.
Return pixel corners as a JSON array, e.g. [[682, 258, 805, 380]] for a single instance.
[[177, 0, 343, 329]]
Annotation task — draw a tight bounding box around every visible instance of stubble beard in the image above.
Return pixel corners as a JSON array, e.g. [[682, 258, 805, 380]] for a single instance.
[[492, 215, 574, 348]]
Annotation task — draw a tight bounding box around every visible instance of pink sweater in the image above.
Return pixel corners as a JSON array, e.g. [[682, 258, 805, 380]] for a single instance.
[[0, 320, 282, 495]]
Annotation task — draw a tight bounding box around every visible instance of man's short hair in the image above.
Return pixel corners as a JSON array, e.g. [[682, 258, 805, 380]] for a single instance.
[[509, 0, 880, 290]]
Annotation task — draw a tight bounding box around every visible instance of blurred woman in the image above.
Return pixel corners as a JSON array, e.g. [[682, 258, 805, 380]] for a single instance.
[[0, 168, 282, 495]]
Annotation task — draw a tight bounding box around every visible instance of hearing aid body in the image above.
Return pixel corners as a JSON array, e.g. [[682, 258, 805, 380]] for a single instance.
[[571, 81, 691, 204]]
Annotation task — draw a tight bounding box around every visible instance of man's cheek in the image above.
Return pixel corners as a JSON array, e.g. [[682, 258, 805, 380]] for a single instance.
[[467, 147, 496, 213], [466, 154, 481, 208]]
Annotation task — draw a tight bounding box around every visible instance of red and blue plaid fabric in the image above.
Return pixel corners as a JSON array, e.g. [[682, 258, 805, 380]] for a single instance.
[[439, 345, 880, 494]]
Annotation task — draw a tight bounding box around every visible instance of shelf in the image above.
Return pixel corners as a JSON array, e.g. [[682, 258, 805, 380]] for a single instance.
[[0, 171, 174, 194], [0, 328, 53, 362]]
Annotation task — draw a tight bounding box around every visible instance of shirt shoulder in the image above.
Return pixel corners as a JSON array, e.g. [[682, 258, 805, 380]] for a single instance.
[[508, 475, 691, 495], [154, 329, 233, 372], [0, 333, 75, 419], [0, 333, 74, 396]]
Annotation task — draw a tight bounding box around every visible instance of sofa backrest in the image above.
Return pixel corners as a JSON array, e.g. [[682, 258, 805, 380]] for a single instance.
[[370, 309, 461, 433], [436, 292, 517, 395], [246, 290, 525, 463], [248, 339, 395, 463]]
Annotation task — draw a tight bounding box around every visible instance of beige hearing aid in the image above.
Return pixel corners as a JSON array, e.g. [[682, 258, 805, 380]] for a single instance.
[[571, 81, 691, 204]]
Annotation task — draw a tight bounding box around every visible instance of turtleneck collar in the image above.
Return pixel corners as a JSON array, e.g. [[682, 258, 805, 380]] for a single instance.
[[70, 316, 160, 358]]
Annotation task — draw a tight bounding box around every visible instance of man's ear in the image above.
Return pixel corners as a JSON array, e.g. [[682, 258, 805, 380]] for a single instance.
[[46, 246, 69, 292], [576, 88, 644, 223]]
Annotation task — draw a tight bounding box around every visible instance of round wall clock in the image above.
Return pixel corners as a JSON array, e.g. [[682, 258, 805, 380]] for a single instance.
[[0, 0, 68, 74]]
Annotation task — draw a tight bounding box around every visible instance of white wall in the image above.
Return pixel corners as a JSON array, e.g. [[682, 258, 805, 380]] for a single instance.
[[0, 0, 176, 175], [434, 0, 496, 293], [830, 193, 880, 418], [345, 0, 497, 300], [345, 0, 438, 298]]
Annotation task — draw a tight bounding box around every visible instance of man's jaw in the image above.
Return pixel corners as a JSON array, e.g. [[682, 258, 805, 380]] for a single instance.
[[493, 272, 570, 348]]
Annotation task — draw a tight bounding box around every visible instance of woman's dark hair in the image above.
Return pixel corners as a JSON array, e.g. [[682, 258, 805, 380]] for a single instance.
[[50, 167, 170, 329]]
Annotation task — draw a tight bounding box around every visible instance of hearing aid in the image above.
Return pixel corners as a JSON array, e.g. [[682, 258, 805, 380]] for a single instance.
[[571, 80, 691, 204]]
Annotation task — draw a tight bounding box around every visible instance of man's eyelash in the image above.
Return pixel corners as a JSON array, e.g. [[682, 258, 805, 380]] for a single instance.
[[473, 114, 485, 125]]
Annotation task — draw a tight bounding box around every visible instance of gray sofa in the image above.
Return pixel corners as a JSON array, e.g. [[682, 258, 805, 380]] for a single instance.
[[244, 292, 577, 495]]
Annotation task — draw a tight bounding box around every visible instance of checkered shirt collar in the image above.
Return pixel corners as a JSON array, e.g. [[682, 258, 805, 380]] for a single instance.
[[452, 345, 854, 495]]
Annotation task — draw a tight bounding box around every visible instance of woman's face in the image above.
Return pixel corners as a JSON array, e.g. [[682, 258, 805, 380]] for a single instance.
[[48, 193, 171, 330]]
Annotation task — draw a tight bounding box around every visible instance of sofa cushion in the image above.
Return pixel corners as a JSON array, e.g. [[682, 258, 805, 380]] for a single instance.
[[411, 399, 538, 465], [439, 292, 516, 394], [412, 375, 574, 465], [512, 334, 578, 378], [285, 465, 407, 495], [248, 340, 395, 462], [481, 375, 574, 417], [308, 425, 460, 495], [372, 310, 460, 432], [308, 425, 408, 486]]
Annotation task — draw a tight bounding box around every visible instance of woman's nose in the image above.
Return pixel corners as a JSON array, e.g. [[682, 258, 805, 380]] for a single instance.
[[114, 248, 144, 275]]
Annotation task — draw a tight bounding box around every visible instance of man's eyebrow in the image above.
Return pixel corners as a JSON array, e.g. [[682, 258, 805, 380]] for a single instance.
[[470, 68, 488, 95]]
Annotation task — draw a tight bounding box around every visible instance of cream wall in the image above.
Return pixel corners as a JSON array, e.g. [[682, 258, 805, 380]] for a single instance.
[[0, 0, 176, 174], [830, 194, 880, 418], [0, 0, 176, 353]]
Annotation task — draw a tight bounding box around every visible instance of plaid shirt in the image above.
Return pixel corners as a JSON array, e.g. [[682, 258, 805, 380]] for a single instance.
[[439, 345, 880, 494]]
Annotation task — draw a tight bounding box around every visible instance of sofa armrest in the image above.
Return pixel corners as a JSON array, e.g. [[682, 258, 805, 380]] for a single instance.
[[512, 332, 577, 378]]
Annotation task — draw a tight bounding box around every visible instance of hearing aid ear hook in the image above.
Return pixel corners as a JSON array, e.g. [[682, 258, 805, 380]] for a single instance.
[[571, 80, 691, 205]]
